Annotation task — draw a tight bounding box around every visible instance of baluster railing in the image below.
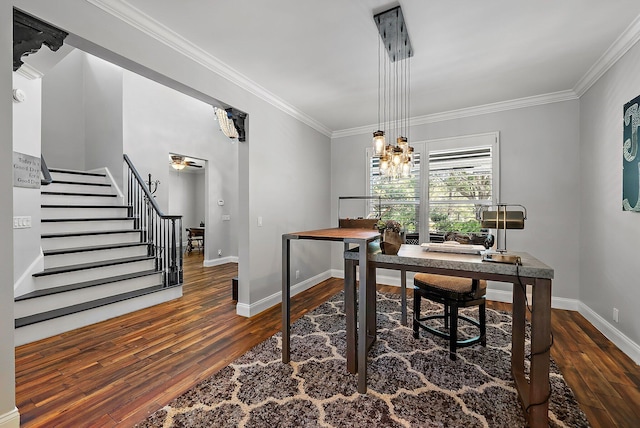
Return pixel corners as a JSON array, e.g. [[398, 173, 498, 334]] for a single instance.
[[123, 154, 183, 287]]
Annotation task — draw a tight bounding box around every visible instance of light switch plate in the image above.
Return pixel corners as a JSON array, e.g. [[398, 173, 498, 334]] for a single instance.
[[13, 216, 31, 229], [222, 215, 231, 221]]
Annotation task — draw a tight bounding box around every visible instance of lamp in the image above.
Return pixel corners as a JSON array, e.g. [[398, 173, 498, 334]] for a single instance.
[[480, 204, 527, 264], [170, 155, 187, 171], [372, 6, 414, 180]]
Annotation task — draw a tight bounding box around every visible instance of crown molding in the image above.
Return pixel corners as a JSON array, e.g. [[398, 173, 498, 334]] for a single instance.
[[85, 0, 332, 137], [574, 13, 640, 97], [15, 62, 43, 80], [332, 90, 578, 139]]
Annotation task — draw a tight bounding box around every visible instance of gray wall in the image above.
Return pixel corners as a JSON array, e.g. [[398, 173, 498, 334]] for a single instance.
[[41, 50, 124, 190], [579, 39, 640, 347], [332, 100, 582, 301], [41, 49, 85, 169], [122, 71, 239, 261]]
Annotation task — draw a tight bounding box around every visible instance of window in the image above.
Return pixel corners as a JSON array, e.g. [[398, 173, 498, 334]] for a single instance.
[[367, 132, 499, 242], [367, 148, 421, 234]]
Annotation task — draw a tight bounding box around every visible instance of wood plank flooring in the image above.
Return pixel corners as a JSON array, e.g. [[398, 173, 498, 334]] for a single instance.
[[15, 253, 640, 427]]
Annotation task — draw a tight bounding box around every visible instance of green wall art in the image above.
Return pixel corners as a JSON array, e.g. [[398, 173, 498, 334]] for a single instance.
[[623, 94, 640, 211]]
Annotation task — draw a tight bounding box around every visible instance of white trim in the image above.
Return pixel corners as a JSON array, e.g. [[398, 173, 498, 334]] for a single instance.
[[85, 0, 332, 137], [15, 63, 43, 80], [203, 256, 238, 267], [13, 250, 44, 296], [235, 270, 332, 317], [333, 91, 578, 139], [0, 408, 20, 428], [574, 13, 640, 97], [579, 302, 640, 365]]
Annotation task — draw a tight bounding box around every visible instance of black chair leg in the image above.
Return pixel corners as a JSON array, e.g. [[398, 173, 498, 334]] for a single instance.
[[449, 303, 458, 360], [444, 304, 449, 329], [413, 289, 420, 339], [480, 302, 486, 346]]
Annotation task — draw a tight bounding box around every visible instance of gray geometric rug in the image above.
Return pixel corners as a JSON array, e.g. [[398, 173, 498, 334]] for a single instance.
[[137, 291, 590, 427]]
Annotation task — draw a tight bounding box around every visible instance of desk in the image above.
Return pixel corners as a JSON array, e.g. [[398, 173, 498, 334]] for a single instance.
[[345, 244, 554, 428], [186, 227, 204, 253], [281, 228, 380, 393]]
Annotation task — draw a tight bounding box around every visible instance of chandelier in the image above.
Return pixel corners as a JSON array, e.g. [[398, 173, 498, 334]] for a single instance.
[[214, 106, 239, 140], [372, 6, 414, 179]]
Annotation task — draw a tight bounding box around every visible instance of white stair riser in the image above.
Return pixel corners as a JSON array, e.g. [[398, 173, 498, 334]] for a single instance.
[[44, 245, 148, 269], [35, 259, 156, 289], [48, 182, 114, 195], [15, 286, 182, 346], [49, 172, 108, 185], [42, 219, 135, 234], [41, 232, 141, 251], [42, 207, 130, 219], [15, 273, 163, 318], [42, 194, 120, 206]]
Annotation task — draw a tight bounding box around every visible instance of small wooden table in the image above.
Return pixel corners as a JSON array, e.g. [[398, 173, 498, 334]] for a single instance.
[[281, 228, 380, 393], [344, 244, 554, 428], [186, 227, 204, 253]]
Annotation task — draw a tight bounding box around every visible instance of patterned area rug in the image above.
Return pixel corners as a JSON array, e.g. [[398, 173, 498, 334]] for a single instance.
[[138, 291, 590, 427]]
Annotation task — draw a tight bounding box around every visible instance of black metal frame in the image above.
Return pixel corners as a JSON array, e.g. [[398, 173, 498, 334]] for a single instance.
[[124, 154, 183, 287], [413, 281, 486, 361]]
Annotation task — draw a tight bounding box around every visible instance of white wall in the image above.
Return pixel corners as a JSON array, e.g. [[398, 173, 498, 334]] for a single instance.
[[167, 169, 205, 245], [41, 49, 84, 169], [12, 73, 43, 290], [580, 38, 640, 349], [83, 54, 123, 188], [332, 100, 582, 302], [2, 3, 20, 426]]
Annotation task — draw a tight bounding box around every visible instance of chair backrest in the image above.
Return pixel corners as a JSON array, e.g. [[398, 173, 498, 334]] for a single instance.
[[444, 232, 494, 249]]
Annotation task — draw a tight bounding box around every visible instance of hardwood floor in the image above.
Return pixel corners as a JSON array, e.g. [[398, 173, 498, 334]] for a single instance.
[[15, 253, 640, 427]]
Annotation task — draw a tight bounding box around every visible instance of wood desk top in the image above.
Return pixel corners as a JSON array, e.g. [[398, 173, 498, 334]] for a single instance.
[[285, 227, 380, 242], [346, 244, 554, 279]]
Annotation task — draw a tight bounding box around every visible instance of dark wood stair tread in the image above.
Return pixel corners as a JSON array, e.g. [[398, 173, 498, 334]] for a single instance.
[[17, 270, 161, 301], [48, 168, 106, 177], [15, 284, 175, 328], [43, 242, 149, 256], [33, 255, 154, 277], [42, 217, 135, 223], [51, 180, 112, 187], [42, 204, 132, 209], [41, 229, 142, 239], [42, 191, 116, 197]]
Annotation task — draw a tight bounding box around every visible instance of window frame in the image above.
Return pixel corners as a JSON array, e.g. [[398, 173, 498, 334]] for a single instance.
[[366, 132, 500, 243]]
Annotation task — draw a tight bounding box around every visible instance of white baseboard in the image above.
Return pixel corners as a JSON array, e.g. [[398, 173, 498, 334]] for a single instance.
[[236, 270, 332, 318], [203, 256, 238, 267], [0, 408, 20, 428], [579, 302, 640, 365]]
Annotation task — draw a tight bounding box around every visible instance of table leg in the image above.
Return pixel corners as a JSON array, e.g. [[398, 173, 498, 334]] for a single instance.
[[344, 255, 357, 374], [511, 281, 526, 378], [366, 258, 377, 346], [357, 239, 369, 394], [281, 236, 291, 363], [528, 278, 552, 427], [400, 269, 407, 326]]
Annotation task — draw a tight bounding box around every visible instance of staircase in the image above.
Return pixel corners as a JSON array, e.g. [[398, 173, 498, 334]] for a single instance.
[[15, 167, 182, 345]]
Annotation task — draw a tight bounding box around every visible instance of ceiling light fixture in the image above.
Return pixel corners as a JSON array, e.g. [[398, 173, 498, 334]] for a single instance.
[[170, 155, 187, 170], [373, 6, 414, 179]]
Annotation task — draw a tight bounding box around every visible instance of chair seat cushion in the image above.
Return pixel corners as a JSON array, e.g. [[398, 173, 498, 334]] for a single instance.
[[414, 273, 487, 296]]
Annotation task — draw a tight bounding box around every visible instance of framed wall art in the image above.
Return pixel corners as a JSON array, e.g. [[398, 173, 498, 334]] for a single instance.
[[623, 94, 640, 211]]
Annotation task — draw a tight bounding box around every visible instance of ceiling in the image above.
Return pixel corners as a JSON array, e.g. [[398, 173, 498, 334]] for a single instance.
[[91, 1, 640, 134]]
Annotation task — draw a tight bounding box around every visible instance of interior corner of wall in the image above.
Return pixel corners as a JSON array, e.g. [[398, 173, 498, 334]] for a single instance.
[[14, 250, 44, 297]]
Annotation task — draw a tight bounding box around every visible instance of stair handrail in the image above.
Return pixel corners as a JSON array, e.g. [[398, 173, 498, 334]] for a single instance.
[[41, 155, 52, 186], [123, 154, 183, 287]]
